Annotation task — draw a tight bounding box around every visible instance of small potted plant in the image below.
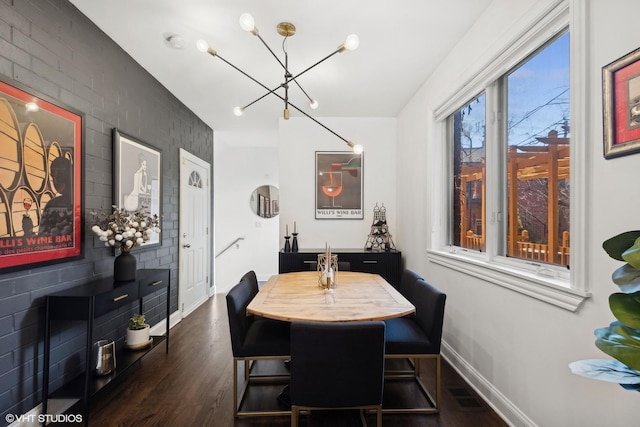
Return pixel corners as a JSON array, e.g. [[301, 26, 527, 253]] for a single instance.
[[126, 314, 151, 350]]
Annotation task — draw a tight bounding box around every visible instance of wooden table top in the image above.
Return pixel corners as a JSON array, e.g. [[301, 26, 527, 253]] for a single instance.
[[246, 271, 415, 322]]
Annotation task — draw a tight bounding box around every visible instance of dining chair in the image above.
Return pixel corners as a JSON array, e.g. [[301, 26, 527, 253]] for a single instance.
[[226, 275, 291, 417], [290, 321, 385, 427], [240, 270, 259, 293], [383, 278, 446, 414], [397, 268, 423, 298]]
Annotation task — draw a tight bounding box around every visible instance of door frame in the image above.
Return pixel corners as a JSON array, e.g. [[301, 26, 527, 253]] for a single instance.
[[178, 148, 212, 318]]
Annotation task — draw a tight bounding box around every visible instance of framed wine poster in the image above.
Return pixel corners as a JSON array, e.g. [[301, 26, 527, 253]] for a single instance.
[[0, 78, 83, 271], [315, 151, 363, 219]]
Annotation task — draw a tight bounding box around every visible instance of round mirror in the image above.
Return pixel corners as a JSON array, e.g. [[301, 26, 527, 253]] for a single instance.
[[250, 185, 279, 218]]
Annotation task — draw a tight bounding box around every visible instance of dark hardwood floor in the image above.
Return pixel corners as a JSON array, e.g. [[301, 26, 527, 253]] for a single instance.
[[89, 295, 507, 426]]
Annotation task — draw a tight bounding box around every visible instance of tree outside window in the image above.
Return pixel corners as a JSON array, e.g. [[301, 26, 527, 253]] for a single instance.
[[451, 32, 570, 267]]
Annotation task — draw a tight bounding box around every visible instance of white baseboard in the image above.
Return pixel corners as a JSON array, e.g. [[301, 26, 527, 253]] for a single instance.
[[150, 310, 182, 335], [441, 340, 537, 427]]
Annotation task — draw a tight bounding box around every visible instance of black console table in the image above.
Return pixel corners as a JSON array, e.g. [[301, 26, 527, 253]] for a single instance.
[[279, 249, 402, 287], [42, 269, 170, 425]]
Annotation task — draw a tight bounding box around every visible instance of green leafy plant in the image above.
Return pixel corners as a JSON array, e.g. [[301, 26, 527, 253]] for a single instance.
[[569, 230, 640, 391], [128, 314, 149, 331]]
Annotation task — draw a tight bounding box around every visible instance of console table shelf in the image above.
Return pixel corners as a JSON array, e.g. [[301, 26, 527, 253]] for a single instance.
[[42, 269, 170, 425], [49, 336, 166, 400]]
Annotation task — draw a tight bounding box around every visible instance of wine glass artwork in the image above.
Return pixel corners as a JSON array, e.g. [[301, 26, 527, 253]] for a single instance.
[[319, 170, 343, 208], [21, 197, 35, 237]]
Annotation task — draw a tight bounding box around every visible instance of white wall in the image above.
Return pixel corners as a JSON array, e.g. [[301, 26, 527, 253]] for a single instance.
[[397, 0, 640, 426], [213, 116, 397, 288], [213, 129, 280, 291], [279, 117, 397, 250]]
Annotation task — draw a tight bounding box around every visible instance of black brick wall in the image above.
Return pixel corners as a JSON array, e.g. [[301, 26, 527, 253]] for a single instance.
[[0, 0, 213, 419]]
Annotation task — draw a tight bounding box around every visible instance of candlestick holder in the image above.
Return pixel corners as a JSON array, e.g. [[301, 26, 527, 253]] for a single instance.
[[291, 232, 299, 252], [284, 235, 291, 252]]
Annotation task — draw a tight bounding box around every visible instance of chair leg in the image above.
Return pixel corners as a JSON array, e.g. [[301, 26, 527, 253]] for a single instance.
[[234, 356, 292, 417], [409, 355, 440, 413], [233, 358, 250, 416], [232, 359, 238, 414], [291, 406, 299, 427], [376, 406, 382, 427], [382, 354, 441, 414], [435, 354, 441, 411]]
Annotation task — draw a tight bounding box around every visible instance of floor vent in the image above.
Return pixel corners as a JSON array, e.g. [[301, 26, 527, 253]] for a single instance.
[[448, 387, 485, 411]]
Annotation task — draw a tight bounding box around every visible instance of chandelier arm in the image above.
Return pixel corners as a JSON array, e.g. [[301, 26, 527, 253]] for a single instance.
[[283, 38, 290, 113], [203, 41, 356, 150], [255, 33, 288, 71], [241, 90, 277, 110], [286, 100, 350, 145], [214, 53, 289, 113], [221, 62, 354, 149], [293, 79, 313, 103], [243, 82, 289, 110], [280, 49, 343, 107], [248, 32, 347, 107], [213, 53, 277, 94]]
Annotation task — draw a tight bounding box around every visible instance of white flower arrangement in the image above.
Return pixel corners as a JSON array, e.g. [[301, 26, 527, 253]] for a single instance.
[[91, 206, 160, 252]]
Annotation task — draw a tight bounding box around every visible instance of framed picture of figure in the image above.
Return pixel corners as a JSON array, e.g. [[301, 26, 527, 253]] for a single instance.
[[113, 129, 162, 248]]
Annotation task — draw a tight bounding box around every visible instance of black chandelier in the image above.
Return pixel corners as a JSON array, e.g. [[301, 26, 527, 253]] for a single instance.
[[196, 13, 363, 154]]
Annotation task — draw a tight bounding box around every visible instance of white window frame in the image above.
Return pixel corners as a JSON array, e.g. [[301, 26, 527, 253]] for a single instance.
[[428, 0, 590, 312]]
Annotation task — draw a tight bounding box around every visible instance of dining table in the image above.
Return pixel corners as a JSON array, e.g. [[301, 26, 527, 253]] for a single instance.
[[246, 271, 415, 322]]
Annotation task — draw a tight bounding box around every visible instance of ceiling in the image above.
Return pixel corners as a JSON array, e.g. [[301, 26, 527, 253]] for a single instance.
[[68, 0, 492, 141]]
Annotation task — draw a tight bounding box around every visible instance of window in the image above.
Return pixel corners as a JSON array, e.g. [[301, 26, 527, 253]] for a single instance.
[[452, 93, 486, 252], [431, 1, 588, 311], [451, 33, 570, 269], [506, 34, 570, 266]]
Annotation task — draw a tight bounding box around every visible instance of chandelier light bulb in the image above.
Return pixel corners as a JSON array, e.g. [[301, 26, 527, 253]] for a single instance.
[[343, 34, 359, 51], [352, 144, 364, 154], [233, 106, 244, 117], [309, 99, 319, 109], [196, 39, 209, 52], [239, 13, 256, 32]]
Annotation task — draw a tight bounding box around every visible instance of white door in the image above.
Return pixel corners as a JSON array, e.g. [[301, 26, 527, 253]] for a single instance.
[[179, 148, 211, 317]]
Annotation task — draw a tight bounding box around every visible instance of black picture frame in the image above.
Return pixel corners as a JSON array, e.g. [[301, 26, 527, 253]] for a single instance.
[[315, 151, 363, 219], [112, 129, 162, 248]]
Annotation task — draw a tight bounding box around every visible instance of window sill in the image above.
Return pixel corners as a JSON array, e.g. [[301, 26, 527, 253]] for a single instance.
[[426, 249, 590, 312]]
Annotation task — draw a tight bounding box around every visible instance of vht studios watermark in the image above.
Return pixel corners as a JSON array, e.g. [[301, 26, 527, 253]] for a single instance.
[[5, 413, 83, 424]]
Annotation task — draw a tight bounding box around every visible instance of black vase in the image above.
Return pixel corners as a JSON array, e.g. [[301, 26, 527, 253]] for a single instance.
[[114, 251, 136, 282], [291, 233, 299, 252]]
